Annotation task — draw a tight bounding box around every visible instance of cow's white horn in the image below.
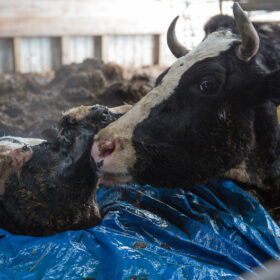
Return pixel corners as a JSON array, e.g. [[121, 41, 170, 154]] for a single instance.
[[167, 16, 189, 58], [233, 2, 259, 61]]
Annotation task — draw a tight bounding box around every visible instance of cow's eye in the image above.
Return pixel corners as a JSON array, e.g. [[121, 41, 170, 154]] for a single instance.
[[199, 80, 215, 93]]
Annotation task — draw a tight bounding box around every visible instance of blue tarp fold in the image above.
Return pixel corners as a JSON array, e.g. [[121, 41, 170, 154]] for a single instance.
[[0, 179, 280, 279]]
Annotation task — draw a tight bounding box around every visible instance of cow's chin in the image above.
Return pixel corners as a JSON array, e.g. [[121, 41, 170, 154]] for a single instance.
[[97, 172, 133, 187]]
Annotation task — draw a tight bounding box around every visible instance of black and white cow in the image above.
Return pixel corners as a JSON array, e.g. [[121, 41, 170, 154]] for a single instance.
[[204, 14, 280, 72], [91, 3, 280, 201], [0, 104, 130, 236]]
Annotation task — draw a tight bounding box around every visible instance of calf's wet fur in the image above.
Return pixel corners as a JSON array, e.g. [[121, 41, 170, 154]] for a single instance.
[[0, 104, 125, 236]]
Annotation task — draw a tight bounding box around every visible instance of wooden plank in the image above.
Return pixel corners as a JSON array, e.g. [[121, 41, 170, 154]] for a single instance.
[[0, 0, 170, 37], [222, 0, 280, 11], [153, 34, 160, 65], [61, 37, 69, 65], [0, 0, 167, 18], [241, 3, 280, 11], [12, 37, 20, 72], [0, 17, 167, 37]]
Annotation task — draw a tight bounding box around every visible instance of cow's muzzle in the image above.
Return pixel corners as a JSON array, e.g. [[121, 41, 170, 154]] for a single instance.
[[91, 104, 137, 186], [91, 136, 136, 186], [91, 139, 117, 173]]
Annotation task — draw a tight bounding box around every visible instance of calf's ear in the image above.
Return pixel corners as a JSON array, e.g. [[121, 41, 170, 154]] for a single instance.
[[263, 70, 280, 105]]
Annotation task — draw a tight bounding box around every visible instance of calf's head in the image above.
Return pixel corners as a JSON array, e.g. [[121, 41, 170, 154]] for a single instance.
[[92, 3, 280, 188]]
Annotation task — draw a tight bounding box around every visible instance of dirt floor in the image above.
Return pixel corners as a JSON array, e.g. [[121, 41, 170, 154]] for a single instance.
[[0, 59, 164, 138]]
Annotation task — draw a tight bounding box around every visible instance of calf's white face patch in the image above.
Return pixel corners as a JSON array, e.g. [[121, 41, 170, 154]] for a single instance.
[[95, 31, 239, 175]]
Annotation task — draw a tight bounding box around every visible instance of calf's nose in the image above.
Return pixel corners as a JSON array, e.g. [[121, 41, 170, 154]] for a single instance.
[[91, 140, 117, 171]]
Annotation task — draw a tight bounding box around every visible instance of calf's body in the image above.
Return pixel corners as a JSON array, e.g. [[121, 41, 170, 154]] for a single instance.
[[0, 104, 127, 235]]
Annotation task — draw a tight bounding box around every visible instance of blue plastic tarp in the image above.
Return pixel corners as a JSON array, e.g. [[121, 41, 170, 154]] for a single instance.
[[0, 179, 280, 279]]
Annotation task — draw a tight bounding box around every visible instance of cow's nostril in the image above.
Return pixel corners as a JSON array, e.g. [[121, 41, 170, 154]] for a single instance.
[[91, 140, 117, 170], [99, 140, 116, 158], [96, 160, 104, 169]]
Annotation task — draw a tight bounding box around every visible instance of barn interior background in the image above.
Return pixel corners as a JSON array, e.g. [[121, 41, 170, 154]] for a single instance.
[[0, 0, 280, 137], [0, 0, 279, 73]]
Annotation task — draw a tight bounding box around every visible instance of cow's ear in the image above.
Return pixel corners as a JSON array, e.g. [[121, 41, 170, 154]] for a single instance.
[[263, 70, 280, 105]]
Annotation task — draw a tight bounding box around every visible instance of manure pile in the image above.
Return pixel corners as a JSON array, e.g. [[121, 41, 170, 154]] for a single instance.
[[0, 59, 158, 138]]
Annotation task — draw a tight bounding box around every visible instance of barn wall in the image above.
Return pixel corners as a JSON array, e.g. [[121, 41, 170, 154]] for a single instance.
[[0, 0, 275, 73], [0, 35, 156, 73], [0, 0, 171, 73], [66, 35, 154, 67]]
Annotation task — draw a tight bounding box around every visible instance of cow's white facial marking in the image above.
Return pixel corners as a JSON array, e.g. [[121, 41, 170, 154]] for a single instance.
[[224, 160, 251, 184], [95, 31, 239, 178]]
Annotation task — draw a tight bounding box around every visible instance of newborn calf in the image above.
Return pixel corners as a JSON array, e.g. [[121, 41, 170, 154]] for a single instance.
[[0, 104, 130, 236]]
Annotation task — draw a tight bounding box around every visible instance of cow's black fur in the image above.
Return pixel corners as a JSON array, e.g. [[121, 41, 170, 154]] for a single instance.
[[204, 14, 280, 71], [0, 105, 122, 236]]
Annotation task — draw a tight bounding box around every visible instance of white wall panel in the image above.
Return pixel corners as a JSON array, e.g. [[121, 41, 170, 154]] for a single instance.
[[68, 36, 96, 63], [20, 37, 60, 73], [0, 39, 14, 73], [107, 35, 154, 67]]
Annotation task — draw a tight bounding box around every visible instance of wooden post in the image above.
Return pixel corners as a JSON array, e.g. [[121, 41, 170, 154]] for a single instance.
[[153, 34, 160, 65], [61, 36, 69, 65], [94, 36, 102, 59], [13, 37, 21, 72], [100, 35, 110, 62], [219, 0, 223, 14]]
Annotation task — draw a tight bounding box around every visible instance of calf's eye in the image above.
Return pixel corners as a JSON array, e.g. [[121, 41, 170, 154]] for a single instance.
[[199, 80, 215, 93], [101, 111, 110, 122]]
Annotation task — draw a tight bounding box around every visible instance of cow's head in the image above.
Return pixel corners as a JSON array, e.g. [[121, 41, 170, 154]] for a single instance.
[[91, 3, 280, 188]]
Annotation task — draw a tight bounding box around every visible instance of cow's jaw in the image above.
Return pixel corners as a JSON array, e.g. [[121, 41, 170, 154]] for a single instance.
[[98, 172, 133, 186]]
